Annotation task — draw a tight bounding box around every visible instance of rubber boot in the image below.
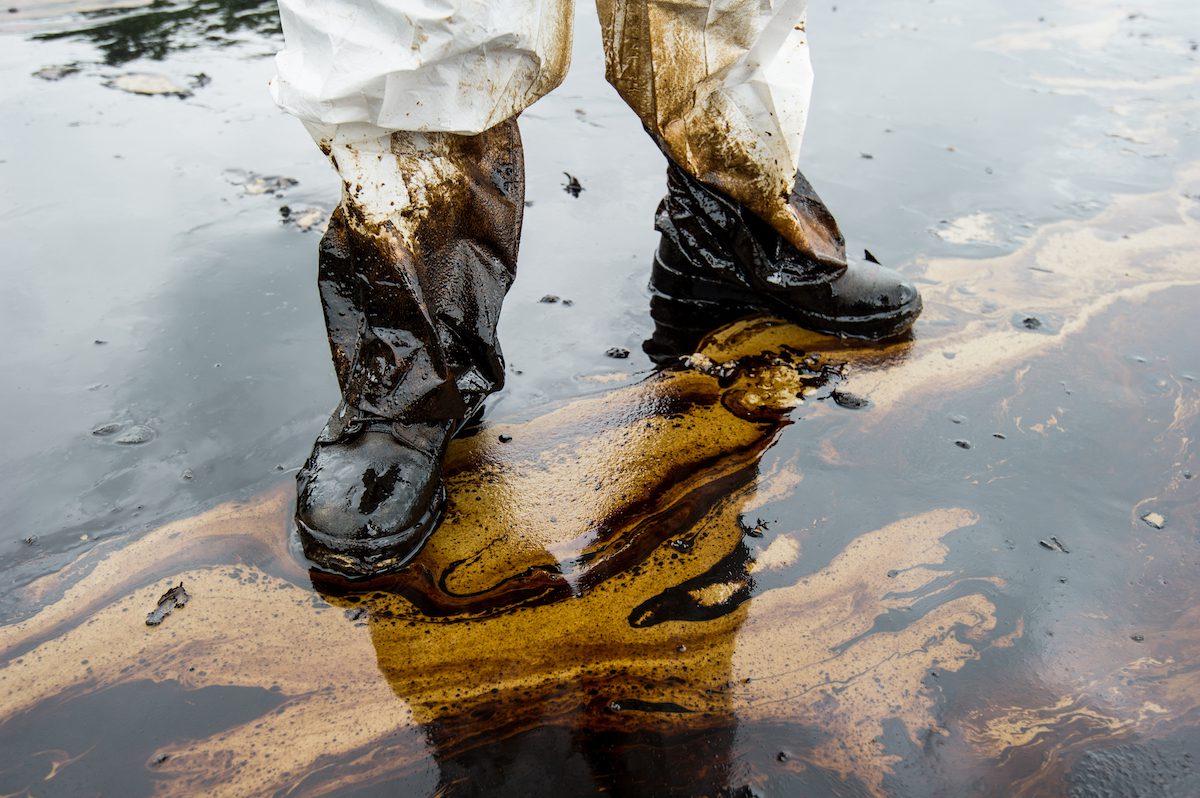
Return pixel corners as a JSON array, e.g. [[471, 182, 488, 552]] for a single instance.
[[295, 120, 524, 577], [646, 162, 921, 358]]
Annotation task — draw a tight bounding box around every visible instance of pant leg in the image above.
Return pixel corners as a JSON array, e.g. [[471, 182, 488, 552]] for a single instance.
[[595, 0, 845, 269], [271, 0, 573, 420], [272, 0, 574, 137], [315, 123, 525, 422]]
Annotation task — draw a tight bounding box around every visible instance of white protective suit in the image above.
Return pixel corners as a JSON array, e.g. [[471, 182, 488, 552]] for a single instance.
[[271, 0, 840, 265]]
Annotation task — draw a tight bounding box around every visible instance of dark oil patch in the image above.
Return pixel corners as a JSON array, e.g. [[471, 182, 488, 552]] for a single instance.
[[0, 680, 286, 797]]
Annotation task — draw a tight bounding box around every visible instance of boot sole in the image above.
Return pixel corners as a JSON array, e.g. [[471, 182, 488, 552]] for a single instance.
[[651, 247, 921, 341], [296, 483, 447, 579]]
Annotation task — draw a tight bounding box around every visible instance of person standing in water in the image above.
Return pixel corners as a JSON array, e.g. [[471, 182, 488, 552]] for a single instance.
[[270, 0, 922, 576]]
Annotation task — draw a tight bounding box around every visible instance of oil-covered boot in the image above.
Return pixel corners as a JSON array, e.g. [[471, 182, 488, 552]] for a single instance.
[[648, 162, 921, 355], [295, 120, 524, 577]]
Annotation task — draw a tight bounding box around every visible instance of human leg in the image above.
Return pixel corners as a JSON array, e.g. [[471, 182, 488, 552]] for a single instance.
[[272, 0, 573, 575], [595, 0, 921, 346]]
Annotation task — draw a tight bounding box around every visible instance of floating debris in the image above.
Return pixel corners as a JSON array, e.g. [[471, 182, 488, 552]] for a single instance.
[[226, 170, 299, 196], [33, 63, 81, 81], [831, 390, 869, 409], [145, 582, 190, 626], [1142, 512, 1166, 529], [1012, 312, 1058, 334], [863, 249, 881, 264], [738, 517, 770, 538], [954, 439, 972, 450], [91, 422, 121, 436], [562, 172, 583, 198], [280, 206, 327, 232], [1130, 634, 1145, 643], [498, 434, 512, 443], [539, 294, 560, 304], [105, 73, 192, 98], [1038, 536, 1069, 553], [605, 347, 630, 359]]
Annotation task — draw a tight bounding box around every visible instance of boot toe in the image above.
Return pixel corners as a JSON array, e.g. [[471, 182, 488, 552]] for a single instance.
[[787, 261, 922, 340], [295, 431, 445, 577]]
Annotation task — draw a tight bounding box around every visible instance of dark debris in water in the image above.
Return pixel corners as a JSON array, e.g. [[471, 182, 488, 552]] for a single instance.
[[605, 347, 630, 359], [562, 172, 584, 197], [145, 582, 190, 626], [739, 517, 771, 538], [954, 439, 972, 450], [831, 390, 869, 410], [1038, 536, 1070, 553], [1013, 312, 1059, 334]]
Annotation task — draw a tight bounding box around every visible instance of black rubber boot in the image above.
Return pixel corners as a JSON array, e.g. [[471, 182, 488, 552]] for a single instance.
[[296, 119, 524, 577], [646, 162, 921, 358]]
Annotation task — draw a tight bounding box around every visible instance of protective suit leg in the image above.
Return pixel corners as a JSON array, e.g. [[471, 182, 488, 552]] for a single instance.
[[294, 121, 526, 577], [273, 0, 573, 576], [595, 0, 922, 348]]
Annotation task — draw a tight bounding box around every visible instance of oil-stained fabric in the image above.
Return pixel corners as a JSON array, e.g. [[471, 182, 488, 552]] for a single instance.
[[315, 121, 524, 421], [272, 0, 841, 266], [271, 0, 574, 136], [595, 0, 843, 268]]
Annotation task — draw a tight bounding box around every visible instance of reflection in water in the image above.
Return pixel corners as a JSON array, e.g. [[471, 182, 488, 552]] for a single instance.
[[304, 325, 869, 795], [35, 0, 280, 64]]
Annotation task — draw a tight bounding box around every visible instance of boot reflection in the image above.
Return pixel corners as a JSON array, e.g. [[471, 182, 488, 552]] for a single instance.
[[306, 340, 832, 795]]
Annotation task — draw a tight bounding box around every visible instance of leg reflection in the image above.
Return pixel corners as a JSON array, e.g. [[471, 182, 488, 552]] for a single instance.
[[307, 343, 844, 794]]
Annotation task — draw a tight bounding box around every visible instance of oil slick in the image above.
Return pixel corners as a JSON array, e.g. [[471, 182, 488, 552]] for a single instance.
[[2, 163, 1200, 794]]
